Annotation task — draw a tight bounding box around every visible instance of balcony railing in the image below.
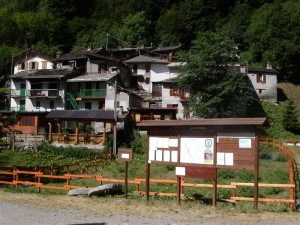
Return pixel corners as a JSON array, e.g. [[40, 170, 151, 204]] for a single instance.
[[10, 106, 25, 112], [27, 89, 61, 98], [72, 89, 106, 99], [11, 89, 61, 98], [11, 89, 26, 97]]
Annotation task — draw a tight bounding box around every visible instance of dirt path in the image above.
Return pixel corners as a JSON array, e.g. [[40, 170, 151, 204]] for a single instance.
[[0, 191, 299, 225]]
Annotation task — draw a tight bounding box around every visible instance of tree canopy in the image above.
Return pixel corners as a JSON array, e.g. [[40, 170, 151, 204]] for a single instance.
[[176, 31, 257, 118], [0, 0, 299, 84]]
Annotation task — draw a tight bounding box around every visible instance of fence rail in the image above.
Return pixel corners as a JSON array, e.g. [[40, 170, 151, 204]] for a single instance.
[[0, 170, 295, 207]]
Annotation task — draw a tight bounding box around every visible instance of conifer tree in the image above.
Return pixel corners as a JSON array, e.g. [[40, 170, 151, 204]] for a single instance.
[[282, 100, 300, 134]]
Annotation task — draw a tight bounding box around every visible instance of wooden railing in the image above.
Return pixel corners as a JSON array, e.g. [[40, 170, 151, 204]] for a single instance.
[[0, 170, 295, 207], [51, 133, 105, 146]]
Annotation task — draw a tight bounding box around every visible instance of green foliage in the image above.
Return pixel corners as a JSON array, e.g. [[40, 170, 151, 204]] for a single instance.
[[130, 130, 147, 154], [261, 101, 300, 139], [281, 100, 300, 134], [244, 1, 300, 82], [0, 0, 299, 84], [177, 31, 256, 118]]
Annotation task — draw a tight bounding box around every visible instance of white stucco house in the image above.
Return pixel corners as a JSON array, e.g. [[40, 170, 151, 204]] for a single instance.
[[246, 64, 278, 103]]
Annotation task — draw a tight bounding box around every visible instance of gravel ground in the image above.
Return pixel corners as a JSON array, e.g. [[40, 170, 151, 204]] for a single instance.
[[0, 191, 299, 225]]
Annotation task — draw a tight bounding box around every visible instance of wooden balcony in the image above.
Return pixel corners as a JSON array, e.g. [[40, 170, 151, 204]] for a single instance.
[[51, 133, 105, 146], [72, 89, 106, 99], [28, 89, 61, 98]]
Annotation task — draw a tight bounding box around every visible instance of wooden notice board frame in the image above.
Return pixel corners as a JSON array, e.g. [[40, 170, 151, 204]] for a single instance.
[[137, 118, 267, 209]]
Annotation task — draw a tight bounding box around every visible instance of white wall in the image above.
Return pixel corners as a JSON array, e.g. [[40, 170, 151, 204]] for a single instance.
[[14, 55, 53, 73]]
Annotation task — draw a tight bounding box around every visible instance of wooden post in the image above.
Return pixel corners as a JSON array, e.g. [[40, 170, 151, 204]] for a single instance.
[[288, 151, 295, 210], [135, 177, 140, 192], [213, 178, 217, 207], [57, 123, 61, 134], [146, 162, 150, 201], [103, 122, 106, 145], [75, 123, 79, 145], [254, 129, 259, 210], [48, 123, 52, 143], [177, 176, 182, 205], [125, 161, 128, 199]]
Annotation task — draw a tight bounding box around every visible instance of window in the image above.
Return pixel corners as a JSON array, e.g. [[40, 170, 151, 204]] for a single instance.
[[42, 61, 47, 69], [146, 64, 150, 73], [170, 86, 188, 99], [85, 102, 92, 110], [50, 100, 54, 109], [167, 104, 178, 108], [170, 86, 180, 96], [146, 77, 150, 84], [98, 101, 105, 109], [21, 62, 26, 70], [133, 64, 138, 74], [152, 83, 162, 97], [256, 74, 266, 83], [36, 100, 40, 109], [31, 62, 36, 69], [98, 64, 108, 73]]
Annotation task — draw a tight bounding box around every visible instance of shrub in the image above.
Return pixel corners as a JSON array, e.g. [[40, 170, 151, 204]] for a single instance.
[[130, 130, 147, 154]]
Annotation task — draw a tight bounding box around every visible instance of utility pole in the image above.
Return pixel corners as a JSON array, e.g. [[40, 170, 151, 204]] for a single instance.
[[113, 78, 117, 155]]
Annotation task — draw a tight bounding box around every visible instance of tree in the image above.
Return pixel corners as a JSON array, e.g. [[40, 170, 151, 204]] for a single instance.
[[118, 11, 151, 47], [282, 100, 300, 134], [243, 1, 300, 83], [176, 31, 256, 118]]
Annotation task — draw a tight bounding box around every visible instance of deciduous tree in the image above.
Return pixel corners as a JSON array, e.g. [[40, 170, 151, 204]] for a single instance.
[[176, 31, 256, 118]]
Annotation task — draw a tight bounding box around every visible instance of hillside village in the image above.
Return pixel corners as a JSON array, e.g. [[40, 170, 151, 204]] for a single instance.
[[0, 45, 278, 148]]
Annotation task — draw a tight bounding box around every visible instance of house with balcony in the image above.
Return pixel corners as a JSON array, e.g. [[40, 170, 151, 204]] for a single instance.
[[122, 55, 189, 122], [8, 48, 142, 137], [50, 50, 142, 135]]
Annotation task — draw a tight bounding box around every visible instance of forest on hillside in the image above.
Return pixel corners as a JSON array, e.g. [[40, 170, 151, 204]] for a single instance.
[[0, 0, 299, 84]]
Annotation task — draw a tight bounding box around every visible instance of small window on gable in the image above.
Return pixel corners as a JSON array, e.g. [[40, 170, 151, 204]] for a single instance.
[[256, 74, 266, 83], [29, 61, 38, 70]]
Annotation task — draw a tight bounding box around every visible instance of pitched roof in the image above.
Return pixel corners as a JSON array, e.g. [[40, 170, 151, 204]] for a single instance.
[[138, 117, 268, 128], [123, 55, 169, 64], [10, 69, 73, 79], [67, 73, 117, 82], [46, 110, 115, 122], [248, 67, 278, 74], [13, 48, 53, 61]]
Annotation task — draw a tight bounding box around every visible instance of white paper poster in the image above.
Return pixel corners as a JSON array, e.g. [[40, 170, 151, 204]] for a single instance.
[[180, 138, 214, 165], [239, 139, 252, 148], [176, 167, 186, 176]]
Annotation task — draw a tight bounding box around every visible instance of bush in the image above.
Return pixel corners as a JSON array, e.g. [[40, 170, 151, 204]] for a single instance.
[[37, 141, 99, 159], [130, 130, 147, 154]]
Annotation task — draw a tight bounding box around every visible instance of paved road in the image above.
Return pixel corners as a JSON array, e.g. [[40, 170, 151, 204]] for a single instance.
[[1, 200, 300, 225]]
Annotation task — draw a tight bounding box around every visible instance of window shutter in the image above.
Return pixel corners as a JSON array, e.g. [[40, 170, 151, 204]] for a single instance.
[[170, 87, 174, 96], [263, 74, 266, 83], [35, 62, 39, 69], [42, 61, 47, 69], [29, 62, 32, 70], [25, 62, 29, 70]]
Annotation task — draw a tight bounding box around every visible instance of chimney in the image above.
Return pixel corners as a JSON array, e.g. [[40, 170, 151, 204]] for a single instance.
[[266, 61, 272, 69]]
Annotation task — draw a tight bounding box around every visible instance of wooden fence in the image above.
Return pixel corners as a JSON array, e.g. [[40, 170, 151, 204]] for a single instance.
[[0, 170, 295, 206]]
